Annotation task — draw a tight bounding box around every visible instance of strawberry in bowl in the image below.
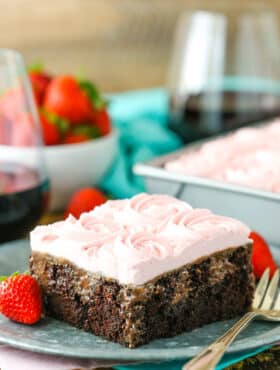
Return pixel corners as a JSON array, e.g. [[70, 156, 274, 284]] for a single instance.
[[28, 68, 112, 146], [0, 69, 117, 212], [30, 70, 117, 211]]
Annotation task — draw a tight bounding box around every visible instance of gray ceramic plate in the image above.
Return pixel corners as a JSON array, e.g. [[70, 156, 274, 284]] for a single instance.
[[0, 240, 279, 361]]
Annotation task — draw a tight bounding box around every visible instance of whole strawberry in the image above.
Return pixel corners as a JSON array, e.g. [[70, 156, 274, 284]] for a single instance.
[[90, 108, 111, 136], [62, 133, 90, 145], [43, 76, 93, 124], [29, 70, 52, 105], [64, 187, 107, 219], [250, 231, 278, 279], [40, 112, 60, 146], [0, 273, 42, 325]]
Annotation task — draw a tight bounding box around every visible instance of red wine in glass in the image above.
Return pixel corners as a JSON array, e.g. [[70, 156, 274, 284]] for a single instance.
[[167, 9, 280, 142], [0, 49, 50, 244], [169, 91, 280, 142], [0, 162, 49, 243]]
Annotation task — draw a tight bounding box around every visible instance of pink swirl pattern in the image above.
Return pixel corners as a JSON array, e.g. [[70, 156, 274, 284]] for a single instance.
[[30, 193, 250, 285], [165, 120, 280, 193], [121, 231, 175, 259], [129, 193, 191, 218]]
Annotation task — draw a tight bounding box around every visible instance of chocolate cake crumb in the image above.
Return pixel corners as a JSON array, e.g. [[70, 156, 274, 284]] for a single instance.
[[30, 244, 254, 348]]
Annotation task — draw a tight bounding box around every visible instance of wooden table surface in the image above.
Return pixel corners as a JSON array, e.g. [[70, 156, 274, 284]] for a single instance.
[[1, 0, 280, 93]]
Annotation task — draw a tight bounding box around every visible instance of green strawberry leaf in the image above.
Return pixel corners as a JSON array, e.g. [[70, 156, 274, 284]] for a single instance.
[[79, 80, 107, 110], [55, 119, 69, 135], [0, 271, 20, 282], [11, 271, 20, 277], [28, 63, 44, 73], [41, 109, 70, 135], [72, 124, 100, 139], [41, 110, 57, 123]]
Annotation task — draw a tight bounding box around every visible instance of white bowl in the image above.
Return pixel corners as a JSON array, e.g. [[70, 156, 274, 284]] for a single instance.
[[0, 129, 118, 212], [45, 129, 117, 211]]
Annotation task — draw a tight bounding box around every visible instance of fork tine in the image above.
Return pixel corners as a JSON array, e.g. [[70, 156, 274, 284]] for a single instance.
[[261, 269, 280, 310], [252, 268, 270, 309], [273, 292, 280, 311]]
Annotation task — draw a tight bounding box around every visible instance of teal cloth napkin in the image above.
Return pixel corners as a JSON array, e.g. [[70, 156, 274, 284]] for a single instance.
[[100, 88, 269, 369], [101, 88, 182, 198]]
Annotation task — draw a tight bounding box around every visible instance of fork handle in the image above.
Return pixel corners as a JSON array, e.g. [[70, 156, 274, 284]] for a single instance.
[[182, 312, 257, 370]]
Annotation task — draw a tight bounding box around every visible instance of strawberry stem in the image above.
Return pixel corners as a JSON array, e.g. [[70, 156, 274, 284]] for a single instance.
[[28, 63, 44, 72], [79, 80, 107, 110], [40, 109, 70, 136], [11, 271, 20, 277], [0, 271, 20, 282], [72, 124, 100, 139]]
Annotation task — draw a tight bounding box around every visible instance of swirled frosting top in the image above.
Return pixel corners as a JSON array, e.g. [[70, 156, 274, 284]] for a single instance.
[[30, 193, 250, 285], [165, 121, 280, 193]]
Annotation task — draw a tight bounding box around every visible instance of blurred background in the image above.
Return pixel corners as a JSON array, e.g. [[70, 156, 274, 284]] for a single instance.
[[2, 0, 278, 92], [1, 0, 280, 228]]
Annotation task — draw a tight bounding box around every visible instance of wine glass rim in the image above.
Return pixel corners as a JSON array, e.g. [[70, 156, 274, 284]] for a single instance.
[[0, 48, 24, 63]]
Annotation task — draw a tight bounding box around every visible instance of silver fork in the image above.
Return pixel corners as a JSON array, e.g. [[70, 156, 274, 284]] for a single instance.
[[182, 268, 280, 370]]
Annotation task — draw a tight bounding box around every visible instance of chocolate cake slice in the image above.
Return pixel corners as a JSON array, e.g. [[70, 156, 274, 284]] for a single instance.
[[30, 193, 255, 348]]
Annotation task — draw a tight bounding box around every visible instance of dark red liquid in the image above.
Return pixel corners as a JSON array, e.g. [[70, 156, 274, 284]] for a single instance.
[[169, 91, 280, 142], [0, 163, 49, 243]]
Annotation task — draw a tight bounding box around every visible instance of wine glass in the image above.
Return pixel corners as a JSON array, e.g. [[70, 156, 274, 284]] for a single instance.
[[167, 3, 280, 142], [0, 49, 49, 243]]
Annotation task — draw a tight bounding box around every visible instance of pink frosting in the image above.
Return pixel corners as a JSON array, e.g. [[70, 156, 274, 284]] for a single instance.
[[30, 193, 250, 285], [165, 120, 280, 193]]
